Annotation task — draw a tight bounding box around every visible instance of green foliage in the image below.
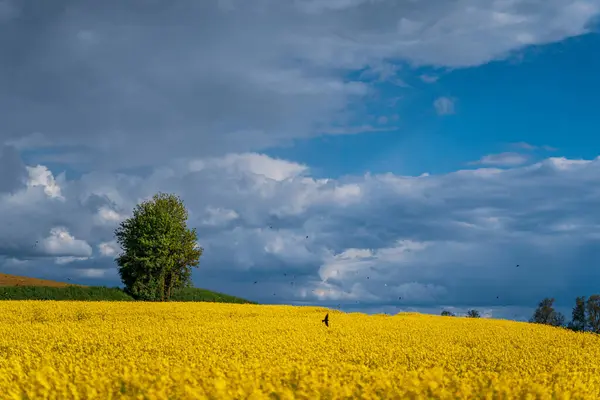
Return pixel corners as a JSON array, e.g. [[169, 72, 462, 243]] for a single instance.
[[441, 310, 455, 317], [586, 294, 600, 333], [169, 287, 257, 304], [115, 192, 203, 301], [530, 298, 565, 327], [567, 296, 586, 332], [0, 285, 255, 304], [0, 286, 134, 301], [466, 309, 481, 318]]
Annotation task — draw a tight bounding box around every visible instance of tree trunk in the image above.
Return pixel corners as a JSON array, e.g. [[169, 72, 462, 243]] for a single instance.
[[165, 272, 174, 300], [160, 272, 166, 302]]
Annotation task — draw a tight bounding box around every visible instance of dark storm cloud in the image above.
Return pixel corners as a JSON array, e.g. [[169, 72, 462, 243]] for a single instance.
[[1, 0, 597, 170]]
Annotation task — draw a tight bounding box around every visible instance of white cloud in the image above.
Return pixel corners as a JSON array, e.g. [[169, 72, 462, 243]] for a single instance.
[[470, 152, 529, 167], [202, 207, 240, 226], [1, 152, 598, 319], [55, 256, 90, 265], [97, 241, 120, 257], [376, 116, 388, 125], [41, 227, 93, 258], [189, 153, 308, 182], [420, 74, 439, 83], [512, 142, 538, 150], [433, 97, 456, 115], [26, 166, 64, 199], [320, 125, 399, 135], [94, 207, 126, 226], [512, 142, 558, 152], [76, 268, 108, 278]]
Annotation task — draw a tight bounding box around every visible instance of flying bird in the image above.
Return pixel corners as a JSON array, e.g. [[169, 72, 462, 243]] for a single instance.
[[322, 313, 329, 327]]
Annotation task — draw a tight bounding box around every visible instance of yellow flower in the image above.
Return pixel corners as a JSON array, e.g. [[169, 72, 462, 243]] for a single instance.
[[0, 301, 599, 399]]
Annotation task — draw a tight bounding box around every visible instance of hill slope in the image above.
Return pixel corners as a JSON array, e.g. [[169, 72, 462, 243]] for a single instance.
[[0, 273, 84, 287], [0, 273, 256, 304]]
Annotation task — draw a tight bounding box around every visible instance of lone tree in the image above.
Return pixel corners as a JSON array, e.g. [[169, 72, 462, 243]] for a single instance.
[[441, 310, 455, 317], [466, 309, 481, 318], [567, 296, 586, 332], [115, 192, 203, 301], [586, 294, 600, 333], [530, 298, 565, 327]]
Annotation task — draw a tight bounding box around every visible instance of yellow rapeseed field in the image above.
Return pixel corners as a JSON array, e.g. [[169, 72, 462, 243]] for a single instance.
[[0, 301, 599, 399]]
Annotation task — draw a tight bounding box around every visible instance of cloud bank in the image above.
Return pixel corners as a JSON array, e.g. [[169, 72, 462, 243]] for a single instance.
[[1, 151, 599, 320], [1, 0, 598, 169]]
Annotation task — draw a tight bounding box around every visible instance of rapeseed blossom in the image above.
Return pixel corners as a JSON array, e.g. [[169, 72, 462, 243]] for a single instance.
[[0, 301, 599, 399]]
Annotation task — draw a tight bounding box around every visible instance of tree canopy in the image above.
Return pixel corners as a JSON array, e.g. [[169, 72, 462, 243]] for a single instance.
[[586, 295, 600, 333], [567, 296, 586, 332], [115, 192, 203, 301], [530, 298, 565, 327]]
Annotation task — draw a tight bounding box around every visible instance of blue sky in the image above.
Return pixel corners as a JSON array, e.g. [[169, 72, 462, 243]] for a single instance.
[[2, 0, 600, 322], [268, 33, 600, 178]]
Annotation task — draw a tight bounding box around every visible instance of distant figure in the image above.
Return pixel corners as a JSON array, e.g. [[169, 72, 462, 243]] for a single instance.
[[516, 264, 519, 268], [322, 313, 329, 327]]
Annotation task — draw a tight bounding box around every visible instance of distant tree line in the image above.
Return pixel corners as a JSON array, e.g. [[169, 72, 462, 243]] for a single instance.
[[440, 296, 600, 333], [530, 296, 600, 333], [440, 309, 481, 318]]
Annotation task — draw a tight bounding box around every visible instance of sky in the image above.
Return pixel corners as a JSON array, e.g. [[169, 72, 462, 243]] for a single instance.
[[1, 0, 600, 321]]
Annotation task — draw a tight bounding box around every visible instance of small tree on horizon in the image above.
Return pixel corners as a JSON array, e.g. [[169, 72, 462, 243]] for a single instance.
[[567, 296, 586, 332], [466, 309, 481, 318], [441, 310, 455, 317], [530, 297, 565, 327], [115, 192, 203, 301], [586, 295, 600, 333]]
